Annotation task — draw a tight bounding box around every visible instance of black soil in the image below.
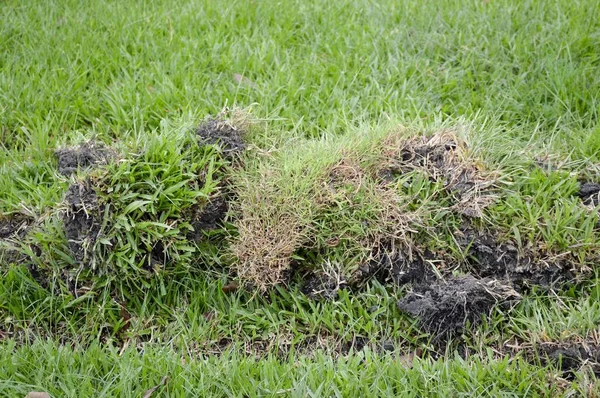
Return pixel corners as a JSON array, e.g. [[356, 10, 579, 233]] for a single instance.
[[186, 195, 229, 241], [55, 141, 114, 176], [62, 180, 102, 265], [196, 119, 245, 157], [397, 275, 520, 338], [577, 182, 600, 206], [399, 139, 457, 171], [539, 342, 600, 378], [353, 247, 435, 286], [301, 270, 348, 300], [195, 196, 228, 230], [456, 226, 571, 289], [0, 213, 32, 240]]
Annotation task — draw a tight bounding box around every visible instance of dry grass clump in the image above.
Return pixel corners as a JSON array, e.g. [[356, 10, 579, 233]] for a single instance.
[[231, 128, 497, 291], [232, 164, 320, 290]]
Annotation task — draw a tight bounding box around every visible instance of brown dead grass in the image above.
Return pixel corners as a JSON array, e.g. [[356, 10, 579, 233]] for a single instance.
[[232, 130, 497, 291], [231, 171, 314, 290]]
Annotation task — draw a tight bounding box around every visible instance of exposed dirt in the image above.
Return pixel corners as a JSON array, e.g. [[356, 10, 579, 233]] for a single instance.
[[540, 342, 600, 377], [196, 118, 245, 157], [456, 226, 573, 289], [62, 179, 102, 265], [0, 213, 35, 267], [352, 246, 435, 286], [0, 213, 32, 240], [54, 141, 115, 176], [577, 182, 600, 206], [301, 268, 348, 300], [397, 275, 520, 338], [187, 195, 229, 241]]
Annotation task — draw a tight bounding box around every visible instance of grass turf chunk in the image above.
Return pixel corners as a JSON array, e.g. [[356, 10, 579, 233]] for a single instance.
[[232, 128, 495, 290], [45, 128, 233, 288]]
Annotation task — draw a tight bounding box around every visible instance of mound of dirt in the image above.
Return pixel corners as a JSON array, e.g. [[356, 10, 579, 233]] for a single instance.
[[397, 275, 520, 338], [577, 182, 600, 206], [457, 226, 572, 288], [55, 141, 115, 176], [197, 119, 245, 157], [62, 180, 102, 265]]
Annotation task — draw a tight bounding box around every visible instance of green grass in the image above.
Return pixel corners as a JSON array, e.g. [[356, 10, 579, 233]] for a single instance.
[[2, 0, 600, 396], [3, 340, 592, 397]]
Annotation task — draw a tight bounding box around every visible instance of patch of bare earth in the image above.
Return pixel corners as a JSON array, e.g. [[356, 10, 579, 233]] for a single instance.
[[62, 179, 102, 268], [54, 141, 115, 176], [397, 275, 520, 338], [196, 117, 246, 158]]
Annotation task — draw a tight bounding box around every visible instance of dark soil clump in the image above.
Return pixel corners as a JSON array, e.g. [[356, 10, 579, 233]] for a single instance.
[[195, 196, 228, 230], [538, 342, 600, 378], [397, 275, 520, 338], [62, 180, 102, 265], [577, 182, 600, 206], [196, 119, 245, 157], [0, 213, 34, 266], [353, 247, 435, 286], [0, 213, 32, 240], [457, 227, 572, 289], [55, 141, 115, 176], [302, 269, 348, 300], [185, 195, 229, 242]]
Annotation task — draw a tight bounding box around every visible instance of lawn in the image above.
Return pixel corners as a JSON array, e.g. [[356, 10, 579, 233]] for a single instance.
[[1, 0, 600, 396]]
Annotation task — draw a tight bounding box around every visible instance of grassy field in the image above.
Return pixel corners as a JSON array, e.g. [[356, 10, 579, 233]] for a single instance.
[[1, 0, 600, 396]]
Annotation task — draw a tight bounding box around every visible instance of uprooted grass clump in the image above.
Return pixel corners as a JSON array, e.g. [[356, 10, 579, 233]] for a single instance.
[[232, 128, 500, 291], [14, 122, 244, 291]]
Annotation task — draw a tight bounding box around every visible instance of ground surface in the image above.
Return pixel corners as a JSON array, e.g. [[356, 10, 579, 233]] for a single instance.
[[1, 0, 600, 396]]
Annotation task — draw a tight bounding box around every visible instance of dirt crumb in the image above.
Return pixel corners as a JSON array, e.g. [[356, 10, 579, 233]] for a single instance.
[[197, 118, 245, 157], [55, 141, 115, 176], [577, 182, 600, 206], [62, 180, 102, 265], [397, 275, 520, 338]]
